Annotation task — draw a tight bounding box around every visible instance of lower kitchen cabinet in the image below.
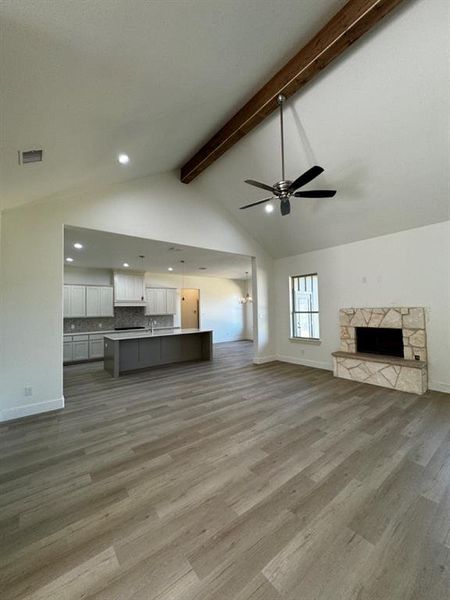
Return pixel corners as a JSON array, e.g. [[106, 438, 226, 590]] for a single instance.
[[63, 341, 73, 362], [64, 333, 105, 363], [89, 338, 104, 359], [72, 340, 89, 361]]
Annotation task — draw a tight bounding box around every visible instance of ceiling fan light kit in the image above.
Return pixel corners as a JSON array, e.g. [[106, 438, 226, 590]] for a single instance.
[[240, 95, 336, 216]]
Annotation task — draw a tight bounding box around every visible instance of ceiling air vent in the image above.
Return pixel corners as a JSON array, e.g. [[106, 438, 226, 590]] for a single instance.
[[19, 149, 43, 165]]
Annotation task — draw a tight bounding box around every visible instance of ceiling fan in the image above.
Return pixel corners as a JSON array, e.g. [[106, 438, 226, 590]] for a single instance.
[[240, 94, 336, 216]]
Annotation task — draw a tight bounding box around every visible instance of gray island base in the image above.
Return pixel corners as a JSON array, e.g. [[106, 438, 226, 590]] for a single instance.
[[104, 328, 213, 377]]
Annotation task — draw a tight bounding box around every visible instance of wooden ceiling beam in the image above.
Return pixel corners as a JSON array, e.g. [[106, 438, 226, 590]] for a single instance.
[[180, 0, 405, 183]]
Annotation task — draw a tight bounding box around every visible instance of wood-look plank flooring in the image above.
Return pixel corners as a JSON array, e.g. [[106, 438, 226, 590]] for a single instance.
[[1, 341, 450, 599]]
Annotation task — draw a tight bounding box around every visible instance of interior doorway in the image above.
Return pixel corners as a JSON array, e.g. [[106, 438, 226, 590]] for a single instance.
[[181, 288, 200, 329]]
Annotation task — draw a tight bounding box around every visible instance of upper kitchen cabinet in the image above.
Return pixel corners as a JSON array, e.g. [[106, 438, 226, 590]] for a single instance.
[[64, 285, 86, 318], [146, 287, 177, 315], [86, 286, 114, 317], [166, 288, 178, 314], [64, 284, 113, 318], [114, 271, 146, 306]]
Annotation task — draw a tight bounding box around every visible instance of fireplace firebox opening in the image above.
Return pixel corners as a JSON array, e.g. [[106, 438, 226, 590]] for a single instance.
[[356, 327, 404, 358]]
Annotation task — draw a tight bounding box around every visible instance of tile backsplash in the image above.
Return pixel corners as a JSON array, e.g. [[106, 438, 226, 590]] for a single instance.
[[64, 307, 174, 333]]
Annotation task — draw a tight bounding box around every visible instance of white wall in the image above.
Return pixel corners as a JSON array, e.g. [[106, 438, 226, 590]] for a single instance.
[[144, 271, 248, 343], [274, 222, 450, 393], [0, 171, 274, 421], [64, 266, 113, 286]]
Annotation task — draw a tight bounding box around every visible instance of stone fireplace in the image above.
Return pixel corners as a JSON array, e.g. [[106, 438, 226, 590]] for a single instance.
[[332, 307, 427, 394]]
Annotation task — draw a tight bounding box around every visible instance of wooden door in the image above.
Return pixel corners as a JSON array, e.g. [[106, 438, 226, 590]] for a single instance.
[[181, 288, 199, 329]]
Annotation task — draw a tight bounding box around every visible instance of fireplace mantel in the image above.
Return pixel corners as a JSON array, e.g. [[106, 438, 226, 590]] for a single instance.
[[333, 307, 427, 394]]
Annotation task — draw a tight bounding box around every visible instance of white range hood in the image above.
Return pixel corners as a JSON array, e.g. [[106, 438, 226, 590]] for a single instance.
[[113, 270, 146, 307], [114, 300, 147, 307]]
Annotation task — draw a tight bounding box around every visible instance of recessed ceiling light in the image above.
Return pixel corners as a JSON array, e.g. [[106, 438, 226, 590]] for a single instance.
[[265, 203, 274, 213], [123, 262, 130, 268], [118, 153, 130, 165], [168, 267, 174, 271], [73, 242, 83, 249], [65, 257, 74, 263]]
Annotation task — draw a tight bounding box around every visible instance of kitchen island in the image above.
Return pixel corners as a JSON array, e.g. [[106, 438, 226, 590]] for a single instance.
[[103, 328, 213, 377]]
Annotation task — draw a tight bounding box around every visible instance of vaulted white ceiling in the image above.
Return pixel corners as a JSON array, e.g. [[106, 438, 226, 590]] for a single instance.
[[1, 0, 448, 260], [194, 0, 449, 257], [0, 0, 347, 210]]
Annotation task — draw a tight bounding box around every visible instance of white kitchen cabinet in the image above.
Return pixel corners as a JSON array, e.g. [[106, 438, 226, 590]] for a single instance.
[[63, 341, 73, 362], [114, 272, 145, 305], [89, 338, 104, 359], [64, 286, 71, 317], [72, 340, 89, 361], [86, 286, 114, 317], [64, 285, 86, 318], [100, 287, 114, 316], [86, 286, 101, 317], [166, 288, 178, 314], [145, 288, 177, 315], [64, 333, 105, 363]]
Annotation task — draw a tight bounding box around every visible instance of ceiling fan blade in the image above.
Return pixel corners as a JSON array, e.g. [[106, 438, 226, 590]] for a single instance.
[[294, 190, 336, 198], [280, 199, 290, 216], [244, 179, 275, 193], [289, 166, 324, 192], [240, 197, 274, 210]]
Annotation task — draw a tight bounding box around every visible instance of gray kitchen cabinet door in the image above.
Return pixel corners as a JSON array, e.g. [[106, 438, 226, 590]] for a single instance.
[[63, 341, 73, 362], [72, 340, 89, 361], [119, 339, 140, 371], [89, 339, 104, 359]]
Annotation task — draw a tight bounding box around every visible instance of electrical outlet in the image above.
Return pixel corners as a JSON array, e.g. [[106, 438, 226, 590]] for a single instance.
[[71, 323, 75, 330], [98, 323, 102, 328], [24, 385, 32, 397]]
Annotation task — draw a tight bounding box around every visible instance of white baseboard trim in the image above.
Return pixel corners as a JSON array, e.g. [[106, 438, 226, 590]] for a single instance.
[[0, 396, 65, 423], [215, 337, 249, 344], [428, 381, 450, 394], [276, 354, 332, 371], [253, 355, 278, 365]]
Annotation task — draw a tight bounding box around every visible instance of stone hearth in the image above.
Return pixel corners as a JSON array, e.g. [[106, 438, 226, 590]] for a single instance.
[[333, 307, 427, 394]]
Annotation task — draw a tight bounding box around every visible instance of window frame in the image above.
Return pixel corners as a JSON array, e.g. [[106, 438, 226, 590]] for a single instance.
[[290, 273, 320, 341]]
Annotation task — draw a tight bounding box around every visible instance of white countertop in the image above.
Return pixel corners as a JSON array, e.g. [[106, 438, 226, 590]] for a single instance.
[[104, 328, 213, 341], [64, 328, 166, 337]]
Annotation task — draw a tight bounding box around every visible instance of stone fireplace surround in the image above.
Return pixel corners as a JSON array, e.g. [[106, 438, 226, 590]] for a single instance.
[[332, 307, 427, 395]]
